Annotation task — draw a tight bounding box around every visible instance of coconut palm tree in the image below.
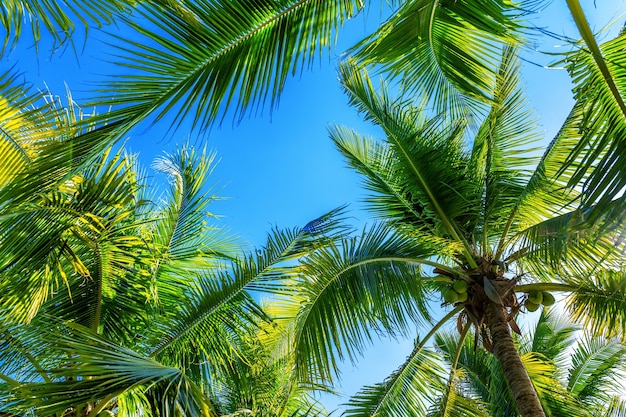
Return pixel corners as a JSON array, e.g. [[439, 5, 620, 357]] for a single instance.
[[0, 79, 347, 415], [431, 310, 626, 416], [277, 45, 626, 417]]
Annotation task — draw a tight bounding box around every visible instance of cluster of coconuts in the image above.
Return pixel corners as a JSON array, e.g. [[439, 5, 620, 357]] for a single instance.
[[442, 280, 468, 303], [524, 290, 555, 311]]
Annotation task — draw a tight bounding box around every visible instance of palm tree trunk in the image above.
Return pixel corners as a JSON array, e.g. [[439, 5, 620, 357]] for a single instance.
[[485, 302, 546, 417]]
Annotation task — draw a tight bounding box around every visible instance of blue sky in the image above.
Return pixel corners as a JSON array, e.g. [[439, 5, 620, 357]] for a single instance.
[[3, 0, 626, 411]]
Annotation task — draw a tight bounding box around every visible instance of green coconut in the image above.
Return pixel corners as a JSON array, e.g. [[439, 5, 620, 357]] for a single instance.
[[528, 290, 543, 305], [541, 291, 556, 306], [525, 300, 540, 312], [452, 280, 468, 293], [456, 291, 469, 302], [443, 288, 460, 303]]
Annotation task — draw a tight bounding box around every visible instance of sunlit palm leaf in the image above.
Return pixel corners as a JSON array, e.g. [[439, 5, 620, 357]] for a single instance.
[[290, 223, 450, 383], [567, 334, 626, 403], [559, 26, 626, 221], [148, 216, 348, 380], [351, 0, 526, 118], [469, 46, 544, 249], [0, 69, 62, 188], [146, 144, 237, 312], [87, 0, 361, 136], [564, 269, 626, 338], [334, 62, 481, 259], [0, 147, 145, 322], [344, 343, 446, 417]]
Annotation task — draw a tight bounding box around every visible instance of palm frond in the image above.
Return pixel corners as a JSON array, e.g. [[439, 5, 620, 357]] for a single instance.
[[567, 334, 626, 403], [147, 215, 348, 378], [0, 146, 146, 322], [350, 0, 526, 118], [289, 223, 454, 383], [335, 61, 481, 260], [0, 69, 63, 188], [344, 342, 446, 417], [0, 0, 136, 56], [9, 323, 216, 417], [564, 269, 626, 338], [557, 23, 626, 221], [87, 0, 362, 136], [469, 46, 544, 250], [146, 144, 237, 311]]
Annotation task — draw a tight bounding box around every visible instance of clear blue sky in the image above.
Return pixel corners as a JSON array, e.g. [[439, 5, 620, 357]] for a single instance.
[[3, 0, 625, 412]]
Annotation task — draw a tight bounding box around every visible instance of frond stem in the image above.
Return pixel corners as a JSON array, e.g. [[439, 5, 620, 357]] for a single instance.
[[566, 0, 626, 118]]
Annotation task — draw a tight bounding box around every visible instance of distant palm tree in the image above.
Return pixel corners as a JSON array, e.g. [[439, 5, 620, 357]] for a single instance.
[[279, 47, 626, 417]]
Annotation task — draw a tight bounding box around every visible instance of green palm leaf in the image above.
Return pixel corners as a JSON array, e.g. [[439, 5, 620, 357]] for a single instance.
[[564, 269, 626, 338], [9, 322, 216, 417], [0, 0, 136, 55], [351, 0, 526, 118], [86, 0, 361, 136], [344, 343, 446, 417], [146, 144, 237, 312], [558, 19, 626, 220], [334, 61, 481, 261], [289, 222, 454, 383], [567, 335, 626, 405]]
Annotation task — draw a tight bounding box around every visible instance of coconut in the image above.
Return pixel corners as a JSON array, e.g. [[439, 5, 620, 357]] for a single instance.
[[525, 300, 540, 312], [528, 290, 543, 305], [452, 280, 468, 293], [541, 291, 555, 306], [443, 288, 460, 303]]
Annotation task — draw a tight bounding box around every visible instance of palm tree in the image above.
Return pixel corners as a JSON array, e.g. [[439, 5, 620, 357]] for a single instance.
[[432, 310, 626, 416], [277, 46, 626, 417], [0, 80, 347, 415]]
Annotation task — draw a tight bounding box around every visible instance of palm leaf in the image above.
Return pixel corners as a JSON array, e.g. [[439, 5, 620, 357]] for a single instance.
[[557, 21, 626, 221], [86, 0, 361, 137], [344, 343, 446, 417], [567, 335, 626, 403], [0, 0, 136, 55], [469, 46, 543, 251], [334, 61, 481, 261], [564, 269, 626, 338], [9, 322, 216, 417], [146, 144, 237, 312], [289, 223, 455, 383], [351, 0, 526, 118], [147, 215, 348, 379]]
